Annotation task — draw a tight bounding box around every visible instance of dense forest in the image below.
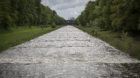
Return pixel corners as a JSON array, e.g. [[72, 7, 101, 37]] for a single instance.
[[0, 0, 65, 30], [76, 0, 140, 32]]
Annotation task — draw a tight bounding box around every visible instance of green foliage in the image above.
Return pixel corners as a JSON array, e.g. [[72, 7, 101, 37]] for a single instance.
[[76, 0, 140, 59], [52, 22, 56, 28], [76, 1, 96, 26], [92, 22, 100, 36], [76, 0, 140, 32], [77, 26, 140, 59], [120, 32, 133, 52], [86, 23, 90, 27], [0, 26, 61, 52], [0, 0, 65, 30], [121, 32, 128, 41]]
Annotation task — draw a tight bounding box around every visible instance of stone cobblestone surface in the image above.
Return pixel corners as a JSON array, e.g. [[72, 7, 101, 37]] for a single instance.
[[0, 26, 139, 78]]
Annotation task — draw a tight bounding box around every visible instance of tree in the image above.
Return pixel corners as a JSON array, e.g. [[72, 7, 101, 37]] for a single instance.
[[0, 0, 65, 30], [0, 0, 12, 30], [76, 0, 140, 32]]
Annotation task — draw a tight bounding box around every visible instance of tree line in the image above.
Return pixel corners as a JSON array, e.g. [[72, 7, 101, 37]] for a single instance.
[[76, 0, 140, 32], [0, 0, 65, 30]]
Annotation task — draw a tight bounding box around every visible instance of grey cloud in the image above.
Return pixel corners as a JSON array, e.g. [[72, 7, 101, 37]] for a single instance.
[[41, 0, 93, 19], [55, 1, 87, 10]]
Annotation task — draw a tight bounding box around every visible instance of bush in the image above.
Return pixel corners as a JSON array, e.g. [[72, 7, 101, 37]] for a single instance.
[[121, 31, 128, 40], [52, 22, 56, 28], [86, 23, 90, 27], [121, 31, 133, 53], [92, 29, 98, 36], [92, 26, 100, 36]]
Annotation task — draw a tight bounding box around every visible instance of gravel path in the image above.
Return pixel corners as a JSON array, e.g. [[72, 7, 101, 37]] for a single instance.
[[0, 26, 140, 78]]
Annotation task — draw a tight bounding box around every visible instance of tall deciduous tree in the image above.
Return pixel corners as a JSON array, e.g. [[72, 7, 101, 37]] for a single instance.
[[76, 0, 140, 32], [0, 0, 65, 30]]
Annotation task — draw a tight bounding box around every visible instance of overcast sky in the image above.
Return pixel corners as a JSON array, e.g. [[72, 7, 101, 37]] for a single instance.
[[41, 0, 94, 20]]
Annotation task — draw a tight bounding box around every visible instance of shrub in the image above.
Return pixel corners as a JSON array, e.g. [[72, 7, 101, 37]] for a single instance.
[[86, 23, 90, 27], [121, 31, 128, 41], [121, 31, 133, 53], [52, 22, 56, 28]]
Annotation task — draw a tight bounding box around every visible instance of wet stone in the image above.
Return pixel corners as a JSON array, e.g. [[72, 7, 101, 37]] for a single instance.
[[0, 26, 140, 78]]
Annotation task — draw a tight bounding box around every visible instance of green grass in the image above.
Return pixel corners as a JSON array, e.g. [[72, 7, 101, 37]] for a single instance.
[[76, 26, 140, 60], [0, 26, 62, 52]]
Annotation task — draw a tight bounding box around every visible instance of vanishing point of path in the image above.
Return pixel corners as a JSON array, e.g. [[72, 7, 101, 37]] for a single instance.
[[0, 26, 140, 78]]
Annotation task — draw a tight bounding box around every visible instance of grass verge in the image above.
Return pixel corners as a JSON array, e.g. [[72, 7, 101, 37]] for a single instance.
[[76, 26, 140, 60], [0, 26, 62, 52]]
